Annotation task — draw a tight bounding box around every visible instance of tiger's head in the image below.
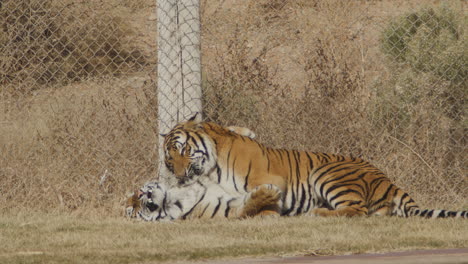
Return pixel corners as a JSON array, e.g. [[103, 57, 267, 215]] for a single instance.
[[125, 180, 169, 221], [162, 113, 217, 185]]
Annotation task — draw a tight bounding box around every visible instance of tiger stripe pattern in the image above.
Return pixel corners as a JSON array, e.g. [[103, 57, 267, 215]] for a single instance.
[[162, 114, 467, 219], [125, 179, 282, 221]]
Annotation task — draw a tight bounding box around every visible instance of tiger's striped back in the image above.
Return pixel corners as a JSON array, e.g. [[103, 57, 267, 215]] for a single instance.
[[308, 159, 467, 218]]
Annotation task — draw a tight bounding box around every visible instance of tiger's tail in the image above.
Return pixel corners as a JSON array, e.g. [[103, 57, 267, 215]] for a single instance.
[[407, 207, 468, 219], [394, 189, 467, 219], [241, 184, 283, 217]]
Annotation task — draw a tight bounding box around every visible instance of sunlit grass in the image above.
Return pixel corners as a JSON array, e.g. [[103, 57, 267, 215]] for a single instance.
[[0, 213, 466, 263]]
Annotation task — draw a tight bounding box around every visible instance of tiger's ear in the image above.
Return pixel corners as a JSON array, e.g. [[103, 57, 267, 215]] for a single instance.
[[188, 112, 202, 122]]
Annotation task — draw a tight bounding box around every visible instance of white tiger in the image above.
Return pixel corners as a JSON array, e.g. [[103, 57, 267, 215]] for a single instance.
[[125, 179, 282, 221]]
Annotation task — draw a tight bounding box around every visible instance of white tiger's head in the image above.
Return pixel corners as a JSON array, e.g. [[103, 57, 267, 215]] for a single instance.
[[125, 181, 169, 221]]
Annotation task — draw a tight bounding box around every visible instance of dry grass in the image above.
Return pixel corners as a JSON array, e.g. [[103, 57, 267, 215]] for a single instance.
[[0, 0, 466, 216], [0, 213, 467, 263], [0, 76, 158, 213]]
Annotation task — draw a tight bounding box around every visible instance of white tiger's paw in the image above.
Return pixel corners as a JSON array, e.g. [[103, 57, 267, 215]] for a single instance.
[[125, 206, 135, 218], [243, 130, 256, 139], [227, 126, 256, 139]]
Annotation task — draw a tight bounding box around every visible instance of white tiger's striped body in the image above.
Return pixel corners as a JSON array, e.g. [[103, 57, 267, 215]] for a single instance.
[[126, 179, 282, 221]]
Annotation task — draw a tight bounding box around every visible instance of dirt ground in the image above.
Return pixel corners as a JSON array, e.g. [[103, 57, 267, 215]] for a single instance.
[[198, 248, 468, 264]]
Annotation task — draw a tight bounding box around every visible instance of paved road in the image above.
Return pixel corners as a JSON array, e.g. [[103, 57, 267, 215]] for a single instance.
[[201, 248, 468, 264]]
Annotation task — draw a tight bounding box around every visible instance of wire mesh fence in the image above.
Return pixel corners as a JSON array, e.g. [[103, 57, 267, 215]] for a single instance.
[[0, 0, 159, 211], [0, 0, 466, 213]]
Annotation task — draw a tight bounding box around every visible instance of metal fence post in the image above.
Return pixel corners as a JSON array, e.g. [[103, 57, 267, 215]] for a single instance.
[[157, 0, 202, 178]]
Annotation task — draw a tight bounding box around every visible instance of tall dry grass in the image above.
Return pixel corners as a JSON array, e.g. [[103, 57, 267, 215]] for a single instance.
[[0, 0, 466, 215], [0, 77, 158, 213]]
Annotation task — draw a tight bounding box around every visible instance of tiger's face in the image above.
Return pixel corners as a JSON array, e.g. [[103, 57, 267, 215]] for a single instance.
[[126, 181, 169, 221], [139, 181, 166, 216], [164, 132, 215, 185], [165, 147, 205, 184], [163, 117, 217, 185]]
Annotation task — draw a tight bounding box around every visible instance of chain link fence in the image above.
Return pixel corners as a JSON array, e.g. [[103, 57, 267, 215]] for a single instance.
[[0, 0, 159, 211], [0, 0, 465, 213]]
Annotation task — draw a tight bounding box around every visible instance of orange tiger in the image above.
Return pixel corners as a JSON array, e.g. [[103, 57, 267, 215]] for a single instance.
[[161, 113, 467, 218]]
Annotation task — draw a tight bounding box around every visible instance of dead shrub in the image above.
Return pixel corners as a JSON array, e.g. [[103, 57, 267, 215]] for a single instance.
[[203, 26, 278, 129], [0, 78, 158, 212]]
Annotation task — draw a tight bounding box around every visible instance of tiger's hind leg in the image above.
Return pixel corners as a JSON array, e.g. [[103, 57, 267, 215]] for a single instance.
[[241, 184, 282, 218], [311, 200, 368, 217]]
